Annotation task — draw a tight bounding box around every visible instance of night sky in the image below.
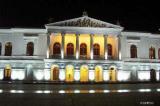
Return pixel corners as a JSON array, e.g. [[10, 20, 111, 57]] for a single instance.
[[0, 0, 160, 33]]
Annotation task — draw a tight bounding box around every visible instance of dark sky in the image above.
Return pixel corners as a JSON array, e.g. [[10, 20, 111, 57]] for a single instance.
[[0, 0, 160, 33]]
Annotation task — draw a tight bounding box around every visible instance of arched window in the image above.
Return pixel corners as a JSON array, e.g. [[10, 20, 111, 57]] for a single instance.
[[130, 45, 137, 58], [26, 42, 34, 56], [93, 43, 100, 56], [53, 42, 61, 55], [107, 44, 112, 56], [149, 47, 155, 59], [158, 48, 160, 59], [0, 43, 1, 56], [5, 42, 12, 56], [67, 43, 74, 55], [80, 43, 87, 56]]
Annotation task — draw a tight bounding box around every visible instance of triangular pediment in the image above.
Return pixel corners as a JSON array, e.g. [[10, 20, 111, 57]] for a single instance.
[[46, 16, 123, 29]]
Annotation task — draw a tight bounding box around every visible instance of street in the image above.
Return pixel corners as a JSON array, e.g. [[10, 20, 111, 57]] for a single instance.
[[0, 83, 160, 106]]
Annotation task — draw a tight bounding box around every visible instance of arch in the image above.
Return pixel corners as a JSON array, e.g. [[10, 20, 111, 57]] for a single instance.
[[5, 42, 12, 56], [80, 65, 89, 82], [150, 69, 156, 82], [67, 43, 74, 56], [130, 45, 137, 58], [80, 43, 87, 56], [53, 42, 61, 55], [107, 44, 112, 56], [3, 64, 11, 80], [108, 66, 117, 81], [93, 43, 100, 56], [158, 48, 160, 59], [65, 65, 74, 82], [149, 47, 155, 59], [95, 65, 103, 82], [0, 42, 1, 55], [26, 42, 34, 56], [51, 65, 59, 81]]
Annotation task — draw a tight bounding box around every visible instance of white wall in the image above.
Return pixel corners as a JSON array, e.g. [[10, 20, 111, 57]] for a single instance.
[[0, 30, 47, 56]]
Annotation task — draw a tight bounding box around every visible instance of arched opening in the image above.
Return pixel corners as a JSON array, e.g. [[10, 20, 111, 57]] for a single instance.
[[51, 65, 59, 81], [107, 44, 112, 57], [149, 47, 155, 59], [158, 48, 160, 59], [80, 43, 87, 56], [53, 42, 61, 55], [3, 64, 11, 80], [130, 45, 137, 58], [5, 42, 12, 56], [109, 66, 117, 81], [95, 65, 103, 82], [0, 42, 1, 55], [150, 69, 156, 82], [93, 43, 100, 56], [80, 65, 89, 82], [67, 43, 74, 56], [26, 42, 34, 56], [65, 65, 74, 82]]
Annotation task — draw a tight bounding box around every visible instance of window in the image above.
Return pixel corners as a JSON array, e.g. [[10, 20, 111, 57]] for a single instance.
[[149, 47, 155, 59], [107, 44, 112, 56], [93, 43, 100, 56], [80, 43, 87, 56], [67, 43, 74, 55], [5, 42, 12, 56], [158, 48, 160, 59], [0, 43, 1, 55], [53, 42, 61, 55], [130, 45, 137, 58], [26, 42, 34, 56]]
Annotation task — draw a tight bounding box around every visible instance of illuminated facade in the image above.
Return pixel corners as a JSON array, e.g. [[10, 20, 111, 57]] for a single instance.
[[0, 14, 160, 82]]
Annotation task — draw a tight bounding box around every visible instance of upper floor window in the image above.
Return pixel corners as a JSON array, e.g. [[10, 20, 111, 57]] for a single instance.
[[158, 48, 160, 59], [80, 43, 87, 56], [26, 42, 34, 56], [5, 42, 12, 56], [67, 43, 74, 55], [53, 42, 61, 55], [107, 44, 112, 56], [93, 43, 100, 56], [149, 47, 155, 59], [0, 43, 1, 56], [130, 45, 137, 58]]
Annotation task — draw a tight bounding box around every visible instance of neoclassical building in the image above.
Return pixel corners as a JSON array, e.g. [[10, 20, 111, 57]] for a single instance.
[[0, 14, 159, 82]]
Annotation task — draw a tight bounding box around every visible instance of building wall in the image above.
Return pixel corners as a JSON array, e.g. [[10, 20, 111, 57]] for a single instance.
[[0, 31, 47, 56]]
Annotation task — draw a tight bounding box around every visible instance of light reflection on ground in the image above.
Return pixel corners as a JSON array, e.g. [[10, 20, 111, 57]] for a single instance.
[[0, 88, 159, 94]]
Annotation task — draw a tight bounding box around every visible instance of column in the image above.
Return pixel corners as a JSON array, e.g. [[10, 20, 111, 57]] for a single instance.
[[104, 35, 108, 60], [118, 35, 121, 60], [76, 34, 79, 59], [61, 33, 65, 59], [46, 33, 50, 58], [90, 34, 93, 59]]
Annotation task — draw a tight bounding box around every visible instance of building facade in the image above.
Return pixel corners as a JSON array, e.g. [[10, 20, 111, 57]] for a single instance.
[[0, 15, 159, 82]]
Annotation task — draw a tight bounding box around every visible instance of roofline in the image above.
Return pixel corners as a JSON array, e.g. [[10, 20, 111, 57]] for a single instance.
[[0, 28, 47, 34]]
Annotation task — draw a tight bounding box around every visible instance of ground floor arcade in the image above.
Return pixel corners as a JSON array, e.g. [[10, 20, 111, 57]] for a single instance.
[[0, 60, 159, 83]]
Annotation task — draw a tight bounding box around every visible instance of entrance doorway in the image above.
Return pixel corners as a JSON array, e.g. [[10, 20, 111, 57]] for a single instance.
[[80, 65, 89, 82], [51, 65, 59, 81], [95, 65, 103, 82], [3, 64, 11, 80], [109, 66, 117, 81], [150, 69, 156, 82], [65, 65, 74, 82]]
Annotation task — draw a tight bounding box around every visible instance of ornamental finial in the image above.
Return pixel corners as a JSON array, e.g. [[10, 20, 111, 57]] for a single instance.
[[82, 11, 88, 17]]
